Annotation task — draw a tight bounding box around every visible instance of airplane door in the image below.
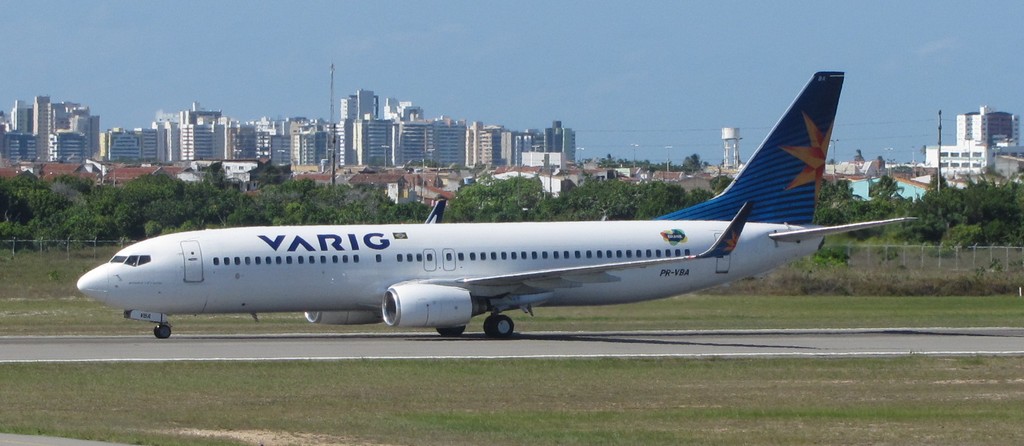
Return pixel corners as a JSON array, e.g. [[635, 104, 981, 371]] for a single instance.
[[442, 248, 456, 271], [422, 249, 438, 272], [714, 232, 731, 274], [181, 240, 204, 282]]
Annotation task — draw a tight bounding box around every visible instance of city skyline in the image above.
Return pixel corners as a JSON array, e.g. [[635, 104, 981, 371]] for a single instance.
[[3, 1, 1023, 164]]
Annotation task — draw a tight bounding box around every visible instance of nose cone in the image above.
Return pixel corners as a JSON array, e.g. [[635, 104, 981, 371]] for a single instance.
[[77, 265, 108, 299]]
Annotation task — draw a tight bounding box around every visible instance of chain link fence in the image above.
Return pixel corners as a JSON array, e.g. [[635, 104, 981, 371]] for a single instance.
[[3, 239, 129, 260], [839, 245, 1024, 273]]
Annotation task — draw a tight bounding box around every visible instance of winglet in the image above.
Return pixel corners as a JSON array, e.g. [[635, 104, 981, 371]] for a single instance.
[[424, 199, 446, 224], [695, 201, 753, 258]]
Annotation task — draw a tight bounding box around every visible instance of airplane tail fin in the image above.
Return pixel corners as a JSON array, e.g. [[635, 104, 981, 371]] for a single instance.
[[424, 199, 446, 224], [658, 72, 844, 224]]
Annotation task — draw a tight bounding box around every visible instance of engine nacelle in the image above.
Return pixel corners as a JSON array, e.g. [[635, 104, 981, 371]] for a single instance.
[[304, 311, 381, 325], [382, 283, 482, 328]]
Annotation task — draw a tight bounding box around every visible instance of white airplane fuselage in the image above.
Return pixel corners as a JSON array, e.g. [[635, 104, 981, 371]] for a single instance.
[[78, 220, 819, 316]]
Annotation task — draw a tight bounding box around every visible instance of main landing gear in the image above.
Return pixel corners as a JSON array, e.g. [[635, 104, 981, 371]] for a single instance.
[[482, 313, 515, 338], [434, 314, 515, 338]]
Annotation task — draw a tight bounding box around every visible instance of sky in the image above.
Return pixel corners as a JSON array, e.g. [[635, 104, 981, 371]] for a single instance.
[[3, 0, 1023, 165]]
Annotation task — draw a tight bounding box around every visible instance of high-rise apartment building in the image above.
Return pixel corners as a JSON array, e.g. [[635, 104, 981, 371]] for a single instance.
[[957, 106, 1019, 147], [33, 96, 52, 159], [544, 120, 576, 163], [290, 121, 329, 166], [431, 117, 467, 167], [10, 100, 33, 133], [48, 131, 88, 162], [466, 122, 504, 167], [178, 103, 224, 160], [351, 118, 393, 166]]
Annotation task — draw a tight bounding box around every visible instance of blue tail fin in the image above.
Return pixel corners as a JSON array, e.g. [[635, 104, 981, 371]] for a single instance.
[[658, 72, 844, 224]]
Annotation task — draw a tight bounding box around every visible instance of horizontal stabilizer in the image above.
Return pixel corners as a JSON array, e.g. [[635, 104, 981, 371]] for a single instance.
[[767, 217, 916, 243]]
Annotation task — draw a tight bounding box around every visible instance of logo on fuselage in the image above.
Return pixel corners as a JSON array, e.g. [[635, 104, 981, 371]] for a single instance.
[[258, 233, 391, 252], [660, 229, 687, 246]]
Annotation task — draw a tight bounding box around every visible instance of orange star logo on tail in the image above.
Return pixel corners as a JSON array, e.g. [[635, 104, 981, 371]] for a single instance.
[[781, 112, 833, 193]]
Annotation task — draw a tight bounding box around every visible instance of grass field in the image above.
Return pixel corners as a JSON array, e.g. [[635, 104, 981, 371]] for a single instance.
[[2, 357, 1023, 445], [2, 249, 1024, 445]]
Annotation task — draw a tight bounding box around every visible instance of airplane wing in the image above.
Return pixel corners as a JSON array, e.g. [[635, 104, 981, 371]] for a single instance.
[[424, 199, 446, 224], [767, 217, 915, 243], [457, 202, 753, 289]]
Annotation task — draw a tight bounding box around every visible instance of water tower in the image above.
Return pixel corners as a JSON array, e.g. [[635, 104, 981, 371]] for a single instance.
[[722, 127, 741, 169]]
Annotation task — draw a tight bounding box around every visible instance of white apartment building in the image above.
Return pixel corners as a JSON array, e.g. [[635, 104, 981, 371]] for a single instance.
[[925, 106, 1020, 176]]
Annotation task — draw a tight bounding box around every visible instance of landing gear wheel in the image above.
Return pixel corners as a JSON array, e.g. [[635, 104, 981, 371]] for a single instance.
[[483, 314, 514, 338], [436, 326, 466, 337], [153, 324, 172, 339]]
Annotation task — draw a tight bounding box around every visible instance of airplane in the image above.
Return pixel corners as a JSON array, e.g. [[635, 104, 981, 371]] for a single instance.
[[77, 71, 911, 339]]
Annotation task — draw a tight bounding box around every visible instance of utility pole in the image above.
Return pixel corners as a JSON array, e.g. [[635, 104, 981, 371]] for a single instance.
[[330, 63, 337, 186], [936, 110, 942, 192]]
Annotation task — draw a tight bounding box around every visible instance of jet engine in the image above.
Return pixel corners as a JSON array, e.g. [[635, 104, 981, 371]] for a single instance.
[[304, 311, 381, 325], [382, 283, 485, 328]]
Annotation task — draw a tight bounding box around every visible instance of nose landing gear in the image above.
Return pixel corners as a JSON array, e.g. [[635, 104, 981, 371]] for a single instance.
[[125, 309, 173, 339]]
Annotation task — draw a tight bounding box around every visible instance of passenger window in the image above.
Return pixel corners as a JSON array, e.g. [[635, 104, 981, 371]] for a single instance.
[[234, 257, 241, 265], [446, 252, 453, 261], [542, 252, 548, 259], [255, 257, 261, 265], [596, 250, 603, 259], [553, 251, 559, 259], [407, 254, 413, 262], [375, 254, 382, 262], [342, 255, 349, 263], [286, 257, 293, 264], [332, 255, 339, 263], [417, 254, 423, 262], [470, 252, 477, 261], [626, 250, 632, 258], [397, 254, 404, 262], [297, 256, 304, 264], [426, 253, 434, 262], [532, 252, 538, 260], [458, 253, 464, 261], [320, 255, 327, 264], [309, 256, 315, 264], [586, 250, 593, 259], [245, 257, 251, 265], [213, 257, 220, 266], [563, 251, 570, 259], [275, 256, 282, 265], [575, 251, 581, 259], [500, 252, 507, 260], [521, 251, 527, 259], [353, 255, 360, 263]]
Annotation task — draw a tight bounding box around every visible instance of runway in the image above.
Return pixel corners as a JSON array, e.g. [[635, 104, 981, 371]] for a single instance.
[[2, 328, 1023, 363]]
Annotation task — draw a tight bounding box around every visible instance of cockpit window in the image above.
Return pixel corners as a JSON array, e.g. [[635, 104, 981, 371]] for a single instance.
[[110, 255, 152, 267]]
